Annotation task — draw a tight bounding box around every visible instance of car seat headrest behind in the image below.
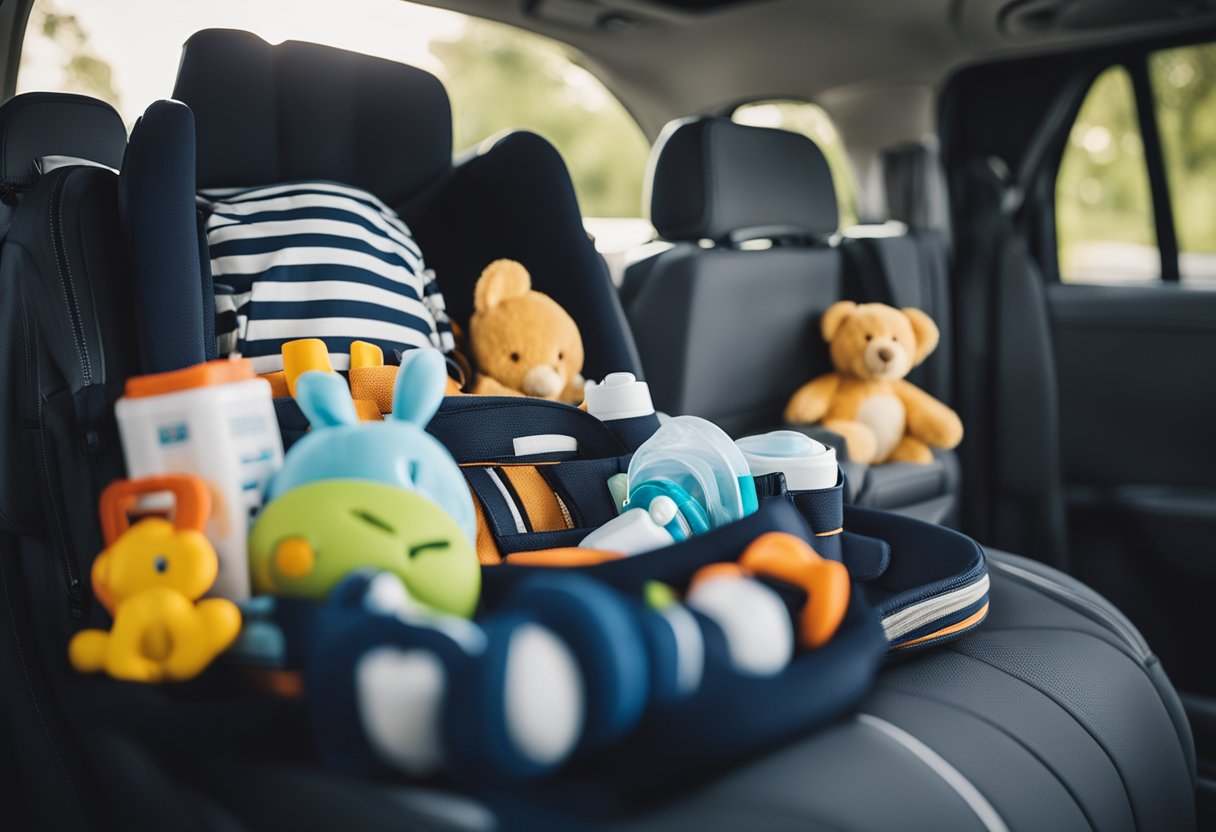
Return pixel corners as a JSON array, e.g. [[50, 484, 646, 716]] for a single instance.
[[172, 28, 452, 206], [646, 116, 838, 244], [0, 92, 126, 182]]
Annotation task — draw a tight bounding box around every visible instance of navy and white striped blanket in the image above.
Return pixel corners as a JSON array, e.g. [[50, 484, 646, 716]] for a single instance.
[[202, 181, 454, 373]]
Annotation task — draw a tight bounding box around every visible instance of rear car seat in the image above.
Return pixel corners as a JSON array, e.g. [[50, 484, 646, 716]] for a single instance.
[[838, 141, 960, 521], [622, 118, 959, 522], [0, 51, 1196, 832]]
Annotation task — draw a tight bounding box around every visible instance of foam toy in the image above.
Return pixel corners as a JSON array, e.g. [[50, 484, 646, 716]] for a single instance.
[[468, 259, 585, 403], [784, 301, 963, 465], [250, 348, 479, 614], [68, 475, 242, 683]]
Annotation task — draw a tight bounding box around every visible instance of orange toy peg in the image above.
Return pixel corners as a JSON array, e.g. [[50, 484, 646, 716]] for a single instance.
[[739, 532, 850, 649]]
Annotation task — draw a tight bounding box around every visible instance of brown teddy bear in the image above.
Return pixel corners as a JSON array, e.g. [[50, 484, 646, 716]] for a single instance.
[[784, 301, 962, 465], [468, 259, 585, 403]]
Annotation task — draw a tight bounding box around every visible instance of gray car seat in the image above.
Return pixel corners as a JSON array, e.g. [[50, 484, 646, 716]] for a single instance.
[[622, 118, 960, 523]]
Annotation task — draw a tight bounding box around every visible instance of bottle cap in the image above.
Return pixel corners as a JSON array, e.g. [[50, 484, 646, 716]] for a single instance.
[[736, 430, 838, 491], [584, 372, 655, 421]]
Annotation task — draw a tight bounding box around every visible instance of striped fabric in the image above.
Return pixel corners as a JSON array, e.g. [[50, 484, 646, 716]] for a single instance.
[[201, 181, 455, 373]]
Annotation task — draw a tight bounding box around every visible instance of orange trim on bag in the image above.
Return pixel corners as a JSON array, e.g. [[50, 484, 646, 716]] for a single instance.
[[125, 358, 257, 398], [814, 527, 843, 537], [501, 467, 571, 533], [891, 602, 990, 650], [459, 461, 561, 468], [504, 548, 625, 567]]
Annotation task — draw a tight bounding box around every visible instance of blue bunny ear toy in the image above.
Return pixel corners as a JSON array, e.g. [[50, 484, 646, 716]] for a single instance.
[[265, 350, 476, 545], [391, 349, 447, 428]]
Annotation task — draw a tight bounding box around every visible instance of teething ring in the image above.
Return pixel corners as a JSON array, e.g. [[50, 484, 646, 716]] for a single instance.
[[99, 474, 212, 545], [739, 532, 850, 649]]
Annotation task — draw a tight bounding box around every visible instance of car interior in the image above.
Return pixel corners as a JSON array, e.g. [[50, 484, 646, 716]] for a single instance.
[[0, 0, 1213, 829]]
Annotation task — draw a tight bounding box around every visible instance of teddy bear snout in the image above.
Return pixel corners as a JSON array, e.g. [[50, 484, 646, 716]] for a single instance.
[[521, 364, 565, 398], [864, 339, 909, 378]]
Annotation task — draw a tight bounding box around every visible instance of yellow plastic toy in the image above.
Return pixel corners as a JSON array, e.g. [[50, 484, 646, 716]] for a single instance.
[[68, 475, 242, 683]]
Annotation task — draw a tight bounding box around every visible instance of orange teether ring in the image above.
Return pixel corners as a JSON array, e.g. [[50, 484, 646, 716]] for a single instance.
[[739, 532, 850, 649]]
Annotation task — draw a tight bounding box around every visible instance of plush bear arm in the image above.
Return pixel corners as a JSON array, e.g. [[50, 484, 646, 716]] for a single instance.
[[471, 374, 526, 398], [784, 374, 841, 425], [894, 380, 964, 450]]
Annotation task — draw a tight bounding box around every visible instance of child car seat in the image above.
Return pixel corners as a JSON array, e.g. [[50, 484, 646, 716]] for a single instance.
[[168, 28, 641, 384], [0, 50, 1197, 832]]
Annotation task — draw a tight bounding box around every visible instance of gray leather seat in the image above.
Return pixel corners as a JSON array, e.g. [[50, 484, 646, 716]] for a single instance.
[[610, 549, 1195, 831], [622, 117, 960, 523], [179, 550, 1194, 830]]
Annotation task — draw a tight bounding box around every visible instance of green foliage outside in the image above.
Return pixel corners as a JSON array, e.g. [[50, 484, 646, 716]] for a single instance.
[[1057, 43, 1216, 278], [1152, 45, 1216, 254], [429, 19, 650, 218], [22, 1, 120, 108]]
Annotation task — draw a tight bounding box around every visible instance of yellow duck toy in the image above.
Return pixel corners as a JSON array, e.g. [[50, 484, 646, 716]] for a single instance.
[[69, 475, 241, 683]]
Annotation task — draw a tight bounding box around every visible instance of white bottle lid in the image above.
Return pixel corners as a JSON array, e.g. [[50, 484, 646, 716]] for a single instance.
[[735, 430, 838, 491], [584, 372, 655, 422]]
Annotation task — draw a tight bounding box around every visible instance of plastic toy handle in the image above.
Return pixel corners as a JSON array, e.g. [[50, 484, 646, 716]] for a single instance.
[[282, 338, 334, 397], [99, 474, 212, 544]]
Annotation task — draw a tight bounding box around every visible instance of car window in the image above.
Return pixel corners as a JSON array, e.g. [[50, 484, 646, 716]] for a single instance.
[[17, 0, 649, 222], [1055, 44, 1216, 286], [1150, 43, 1216, 286], [732, 100, 859, 227], [1055, 66, 1159, 284]]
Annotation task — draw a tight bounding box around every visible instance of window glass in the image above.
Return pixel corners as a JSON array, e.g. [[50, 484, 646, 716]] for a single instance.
[[1055, 66, 1159, 283], [1150, 43, 1216, 286], [732, 100, 859, 227], [17, 0, 649, 219]]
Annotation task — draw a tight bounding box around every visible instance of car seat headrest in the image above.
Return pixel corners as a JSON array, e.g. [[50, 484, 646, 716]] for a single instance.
[[172, 28, 452, 206], [882, 141, 949, 233], [0, 92, 126, 182], [647, 116, 838, 243]]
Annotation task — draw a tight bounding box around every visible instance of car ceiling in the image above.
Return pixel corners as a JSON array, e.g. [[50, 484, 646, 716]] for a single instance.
[[422, 0, 1216, 149]]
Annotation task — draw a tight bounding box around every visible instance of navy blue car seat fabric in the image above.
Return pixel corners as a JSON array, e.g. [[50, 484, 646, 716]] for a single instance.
[[118, 99, 212, 374], [171, 28, 639, 382]]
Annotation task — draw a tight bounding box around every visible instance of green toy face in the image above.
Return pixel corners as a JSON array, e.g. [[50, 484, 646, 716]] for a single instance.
[[249, 480, 480, 618]]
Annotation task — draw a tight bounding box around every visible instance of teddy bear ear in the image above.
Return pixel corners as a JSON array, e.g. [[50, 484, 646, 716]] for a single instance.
[[902, 307, 940, 366], [473, 259, 532, 314], [820, 300, 857, 342]]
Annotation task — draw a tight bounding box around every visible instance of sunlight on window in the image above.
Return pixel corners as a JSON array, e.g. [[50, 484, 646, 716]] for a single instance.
[[1055, 66, 1159, 283], [18, 0, 648, 218], [732, 100, 859, 227], [1151, 42, 1216, 284]]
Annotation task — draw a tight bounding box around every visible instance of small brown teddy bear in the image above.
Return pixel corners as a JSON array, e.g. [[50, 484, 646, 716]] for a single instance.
[[468, 259, 585, 403], [784, 301, 962, 465]]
